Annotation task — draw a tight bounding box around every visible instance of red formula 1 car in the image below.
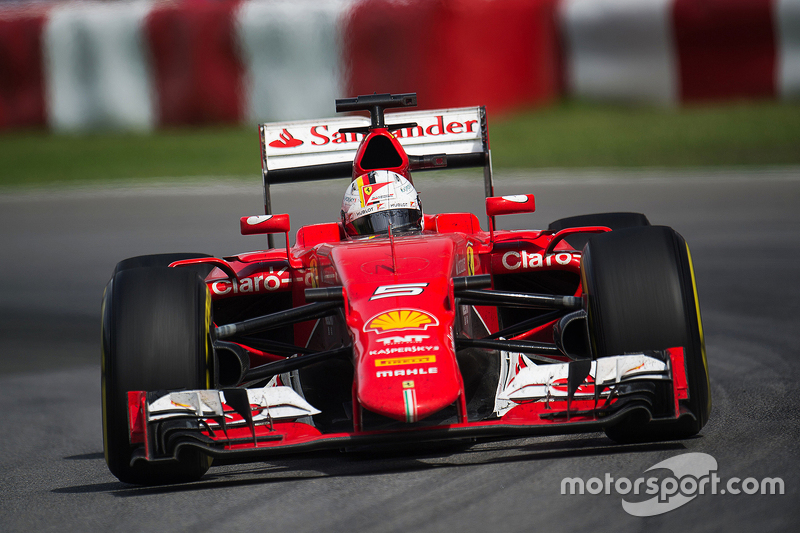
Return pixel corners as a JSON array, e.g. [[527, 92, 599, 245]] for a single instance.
[[101, 93, 711, 484]]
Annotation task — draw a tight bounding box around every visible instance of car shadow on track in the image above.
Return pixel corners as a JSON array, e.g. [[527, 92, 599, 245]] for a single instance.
[[52, 434, 691, 497]]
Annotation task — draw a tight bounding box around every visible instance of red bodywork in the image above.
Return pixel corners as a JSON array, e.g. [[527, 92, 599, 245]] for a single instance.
[[127, 112, 690, 463]]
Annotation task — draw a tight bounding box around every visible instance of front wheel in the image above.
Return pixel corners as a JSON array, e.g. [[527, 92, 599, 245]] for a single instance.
[[113, 252, 213, 276], [548, 212, 650, 250], [581, 226, 711, 442], [101, 266, 213, 484]]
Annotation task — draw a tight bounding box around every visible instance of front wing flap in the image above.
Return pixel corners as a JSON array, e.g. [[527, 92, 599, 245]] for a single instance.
[[128, 348, 690, 466]]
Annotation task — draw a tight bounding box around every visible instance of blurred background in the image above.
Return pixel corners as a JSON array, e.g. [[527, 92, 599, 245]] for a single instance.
[[1, 0, 799, 187]]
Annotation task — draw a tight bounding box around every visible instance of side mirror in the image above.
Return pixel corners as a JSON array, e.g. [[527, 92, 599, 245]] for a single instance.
[[485, 195, 536, 242], [485, 194, 536, 217], [240, 214, 300, 268], [240, 214, 291, 235]]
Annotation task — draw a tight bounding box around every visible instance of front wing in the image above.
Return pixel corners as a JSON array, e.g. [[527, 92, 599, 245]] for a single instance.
[[127, 348, 690, 466]]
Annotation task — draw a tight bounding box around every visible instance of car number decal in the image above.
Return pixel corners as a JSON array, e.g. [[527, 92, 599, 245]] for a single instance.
[[370, 283, 428, 300]]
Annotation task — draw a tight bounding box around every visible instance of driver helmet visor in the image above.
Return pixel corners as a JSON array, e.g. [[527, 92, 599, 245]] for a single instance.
[[349, 208, 422, 236]]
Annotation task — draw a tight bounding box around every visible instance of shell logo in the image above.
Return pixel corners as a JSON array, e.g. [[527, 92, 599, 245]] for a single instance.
[[364, 309, 439, 333]]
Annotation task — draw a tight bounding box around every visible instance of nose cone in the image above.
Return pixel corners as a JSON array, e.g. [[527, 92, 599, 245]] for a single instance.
[[356, 313, 461, 422], [332, 235, 466, 424]]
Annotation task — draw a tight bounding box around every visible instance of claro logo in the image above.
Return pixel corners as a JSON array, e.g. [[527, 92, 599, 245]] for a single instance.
[[210, 269, 288, 296], [501, 251, 578, 271]]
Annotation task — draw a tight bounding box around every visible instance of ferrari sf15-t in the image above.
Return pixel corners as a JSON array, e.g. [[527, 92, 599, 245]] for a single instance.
[[101, 93, 711, 485]]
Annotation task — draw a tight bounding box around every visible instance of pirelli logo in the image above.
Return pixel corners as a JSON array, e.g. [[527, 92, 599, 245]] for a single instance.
[[375, 355, 436, 367]]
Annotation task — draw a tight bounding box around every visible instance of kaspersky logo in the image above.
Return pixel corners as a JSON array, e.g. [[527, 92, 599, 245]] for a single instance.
[[269, 129, 303, 148]]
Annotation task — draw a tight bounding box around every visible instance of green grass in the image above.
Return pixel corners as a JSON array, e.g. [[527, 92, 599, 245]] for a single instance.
[[1, 100, 799, 188], [0, 126, 259, 187], [490, 100, 800, 168]]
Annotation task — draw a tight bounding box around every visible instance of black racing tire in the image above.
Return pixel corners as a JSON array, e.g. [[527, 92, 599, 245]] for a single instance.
[[548, 212, 650, 250], [113, 253, 214, 277], [581, 226, 711, 443], [101, 266, 213, 484], [548, 212, 650, 233]]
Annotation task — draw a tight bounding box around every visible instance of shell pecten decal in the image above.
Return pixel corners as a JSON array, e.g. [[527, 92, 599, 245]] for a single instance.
[[364, 309, 439, 334]]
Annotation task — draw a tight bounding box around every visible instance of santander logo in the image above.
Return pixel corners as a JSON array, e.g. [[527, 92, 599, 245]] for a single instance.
[[269, 129, 303, 148], [266, 114, 480, 151]]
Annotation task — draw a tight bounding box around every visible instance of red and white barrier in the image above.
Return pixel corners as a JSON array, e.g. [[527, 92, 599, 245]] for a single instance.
[[145, 0, 246, 127], [560, 0, 800, 104], [777, 0, 800, 99], [236, 0, 350, 123], [344, 0, 561, 114], [44, 2, 154, 131], [561, 0, 678, 105], [1, 0, 799, 131], [0, 6, 47, 129], [16, 0, 353, 131], [673, 0, 776, 102]]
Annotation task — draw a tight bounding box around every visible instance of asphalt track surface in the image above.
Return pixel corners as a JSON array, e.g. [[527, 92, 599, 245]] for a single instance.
[[1, 169, 798, 532]]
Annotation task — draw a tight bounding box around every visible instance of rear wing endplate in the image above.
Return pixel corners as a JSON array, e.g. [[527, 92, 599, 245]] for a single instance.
[[258, 106, 493, 216]]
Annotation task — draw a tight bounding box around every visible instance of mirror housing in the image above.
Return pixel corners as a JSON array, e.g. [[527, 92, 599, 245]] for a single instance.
[[240, 213, 300, 268], [240, 214, 291, 235], [485, 194, 536, 217]]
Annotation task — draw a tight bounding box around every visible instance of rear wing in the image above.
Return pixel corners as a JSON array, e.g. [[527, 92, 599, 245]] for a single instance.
[[258, 106, 492, 216]]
